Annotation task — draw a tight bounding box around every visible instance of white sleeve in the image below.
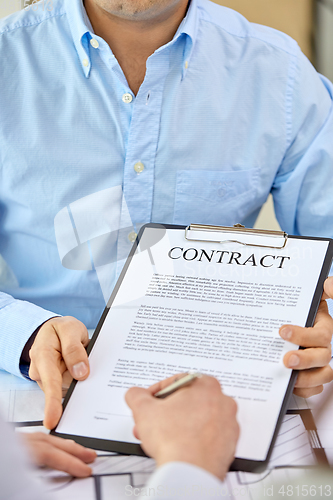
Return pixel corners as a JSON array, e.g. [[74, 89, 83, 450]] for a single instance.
[[0, 417, 52, 500], [140, 462, 225, 499]]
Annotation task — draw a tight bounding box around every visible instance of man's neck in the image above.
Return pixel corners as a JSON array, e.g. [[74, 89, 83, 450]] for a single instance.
[[84, 0, 189, 95]]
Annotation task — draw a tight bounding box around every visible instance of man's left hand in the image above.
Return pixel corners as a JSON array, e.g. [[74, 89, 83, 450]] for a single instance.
[[279, 276, 333, 397], [21, 433, 96, 477]]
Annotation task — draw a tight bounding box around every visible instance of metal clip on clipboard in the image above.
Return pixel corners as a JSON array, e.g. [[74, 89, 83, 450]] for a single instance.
[[185, 223, 288, 249]]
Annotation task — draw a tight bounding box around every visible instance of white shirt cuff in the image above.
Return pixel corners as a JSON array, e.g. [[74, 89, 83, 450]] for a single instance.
[[141, 461, 225, 499]]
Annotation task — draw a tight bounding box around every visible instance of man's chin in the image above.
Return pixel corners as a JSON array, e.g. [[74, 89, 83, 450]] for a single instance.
[[92, 0, 180, 22]]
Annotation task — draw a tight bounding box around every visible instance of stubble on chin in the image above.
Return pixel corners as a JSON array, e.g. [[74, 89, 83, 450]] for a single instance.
[[93, 0, 160, 18]]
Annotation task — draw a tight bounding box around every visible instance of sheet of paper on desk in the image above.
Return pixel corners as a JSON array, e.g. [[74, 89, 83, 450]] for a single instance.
[[56, 227, 330, 463], [36, 453, 155, 500], [268, 414, 316, 468]]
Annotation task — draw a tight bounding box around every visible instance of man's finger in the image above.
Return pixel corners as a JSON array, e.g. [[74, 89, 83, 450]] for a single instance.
[[31, 356, 64, 429], [33, 442, 93, 477], [283, 347, 332, 371], [57, 321, 90, 381], [322, 276, 333, 301], [294, 365, 333, 388], [312, 299, 333, 329], [293, 386, 324, 398], [279, 323, 333, 348], [132, 424, 140, 440], [37, 434, 97, 463], [62, 370, 73, 397]]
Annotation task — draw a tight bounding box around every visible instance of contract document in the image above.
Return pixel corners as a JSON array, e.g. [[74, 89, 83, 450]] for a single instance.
[[53, 224, 333, 471]]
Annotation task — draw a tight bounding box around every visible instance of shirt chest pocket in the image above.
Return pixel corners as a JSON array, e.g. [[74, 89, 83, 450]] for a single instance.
[[173, 169, 259, 226]]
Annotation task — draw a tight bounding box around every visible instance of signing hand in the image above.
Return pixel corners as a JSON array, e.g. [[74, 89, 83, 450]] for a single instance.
[[125, 374, 239, 480], [21, 432, 96, 477], [28, 317, 90, 429], [280, 276, 333, 397]]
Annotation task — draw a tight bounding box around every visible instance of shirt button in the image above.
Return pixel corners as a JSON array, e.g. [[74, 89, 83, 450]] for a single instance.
[[90, 39, 99, 49], [82, 59, 89, 67], [134, 161, 145, 173], [128, 231, 137, 243], [122, 93, 133, 104]]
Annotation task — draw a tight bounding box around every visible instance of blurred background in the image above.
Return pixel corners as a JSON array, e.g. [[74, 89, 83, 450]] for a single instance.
[[1, 0, 332, 230]]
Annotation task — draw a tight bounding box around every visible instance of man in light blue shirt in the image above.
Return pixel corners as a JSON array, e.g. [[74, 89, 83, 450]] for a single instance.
[[1, 0, 333, 429]]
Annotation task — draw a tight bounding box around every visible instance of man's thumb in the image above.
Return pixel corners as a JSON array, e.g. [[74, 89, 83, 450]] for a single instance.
[[323, 276, 333, 301]]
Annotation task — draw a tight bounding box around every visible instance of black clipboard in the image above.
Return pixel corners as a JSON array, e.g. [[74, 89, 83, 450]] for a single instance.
[[51, 223, 333, 473]]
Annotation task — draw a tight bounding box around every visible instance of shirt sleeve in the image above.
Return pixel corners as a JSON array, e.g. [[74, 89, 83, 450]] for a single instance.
[[0, 292, 59, 378], [141, 462, 225, 499], [272, 50, 333, 240]]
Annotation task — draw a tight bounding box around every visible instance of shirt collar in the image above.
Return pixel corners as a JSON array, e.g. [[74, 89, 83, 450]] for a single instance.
[[173, 0, 198, 78], [65, 0, 94, 77], [154, 0, 198, 71], [174, 0, 198, 47], [64, 0, 199, 78]]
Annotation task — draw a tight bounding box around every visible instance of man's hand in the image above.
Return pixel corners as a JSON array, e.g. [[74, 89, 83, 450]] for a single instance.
[[125, 374, 239, 480], [280, 277, 333, 397], [21, 432, 96, 477], [28, 317, 90, 429]]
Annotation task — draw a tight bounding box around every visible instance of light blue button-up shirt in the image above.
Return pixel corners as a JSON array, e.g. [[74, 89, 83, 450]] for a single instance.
[[1, 0, 333, 377]]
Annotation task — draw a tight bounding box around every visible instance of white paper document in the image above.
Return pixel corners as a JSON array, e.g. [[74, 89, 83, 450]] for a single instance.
[[56, 226, 330, 464]]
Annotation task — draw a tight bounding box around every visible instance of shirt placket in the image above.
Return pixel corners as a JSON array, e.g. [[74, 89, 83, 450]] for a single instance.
[[115, 47, 171, 279]]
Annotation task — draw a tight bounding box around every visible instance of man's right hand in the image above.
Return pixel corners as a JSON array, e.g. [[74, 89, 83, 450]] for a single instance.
[[28, 317, 90, 430], [126, 374, 239, 480]]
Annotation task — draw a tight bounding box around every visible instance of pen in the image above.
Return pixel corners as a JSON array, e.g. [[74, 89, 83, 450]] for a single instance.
[[154, 372, 202, 399]]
